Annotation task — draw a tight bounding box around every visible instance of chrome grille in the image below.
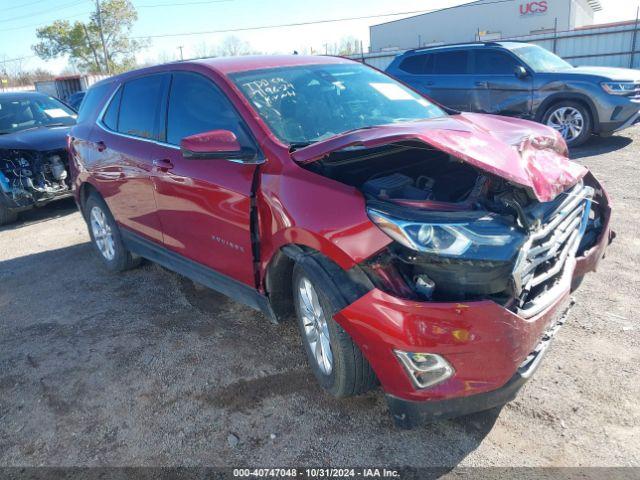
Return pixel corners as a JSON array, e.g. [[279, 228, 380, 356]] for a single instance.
[[514, 183, 593, 318]]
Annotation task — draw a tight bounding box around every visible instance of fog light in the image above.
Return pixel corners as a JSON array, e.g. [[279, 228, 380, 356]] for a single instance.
[[394, 350, 454, 389]]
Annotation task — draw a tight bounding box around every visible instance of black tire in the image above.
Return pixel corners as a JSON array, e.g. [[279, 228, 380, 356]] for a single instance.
[[541, 101, 592, 147], [292, 258, 377, 398], [84, 193, 140, 272], [0, 204, 19, 226]]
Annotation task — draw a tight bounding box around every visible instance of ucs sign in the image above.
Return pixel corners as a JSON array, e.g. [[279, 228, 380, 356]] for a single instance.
[[520, 1, 548, 15]]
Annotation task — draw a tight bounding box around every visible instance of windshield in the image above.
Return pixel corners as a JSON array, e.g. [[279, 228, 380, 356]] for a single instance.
[[232, 63, 446, 145], [510, 44, 573, 73], [0, 95, 76, 135]]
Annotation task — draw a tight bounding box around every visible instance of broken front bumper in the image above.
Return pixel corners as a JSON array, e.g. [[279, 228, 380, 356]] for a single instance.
[[333, 192, 612, 425]]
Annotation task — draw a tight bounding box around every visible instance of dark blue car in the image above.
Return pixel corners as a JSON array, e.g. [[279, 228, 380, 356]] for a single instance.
[[386, 41, 640, 146], [0, 92, 76, 225]]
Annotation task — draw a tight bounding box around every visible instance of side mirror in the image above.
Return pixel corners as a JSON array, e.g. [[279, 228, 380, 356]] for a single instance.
[[514, 65, 529, 79], [180, 130, 257, 161]]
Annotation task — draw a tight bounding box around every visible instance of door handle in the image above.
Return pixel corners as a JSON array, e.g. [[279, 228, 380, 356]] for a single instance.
[[153, 158, 174, 172], [475, 81, 488, 87], [425, 81, 435, 86], [96, 140, 107, 152]]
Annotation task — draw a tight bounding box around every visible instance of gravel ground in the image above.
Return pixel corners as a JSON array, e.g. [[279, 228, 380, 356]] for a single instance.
[[0, 131, 638, 470]]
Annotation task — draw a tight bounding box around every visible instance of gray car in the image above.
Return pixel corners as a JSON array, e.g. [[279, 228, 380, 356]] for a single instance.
[[386, 41, 640, 146]]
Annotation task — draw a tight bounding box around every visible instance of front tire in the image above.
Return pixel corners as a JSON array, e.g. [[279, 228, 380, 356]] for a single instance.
[[85, 193, 140, 272], [292, 259, 377, 398], [542, 101, 592, 147], [0, 204, 19, 226]]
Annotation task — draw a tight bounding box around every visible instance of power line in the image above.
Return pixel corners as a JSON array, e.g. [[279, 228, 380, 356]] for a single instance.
[[0, 0, 89, 25], [132, 1, 515, 39], [3, 11, 93, 33], [1, 54, 38, 64], [1, 0, 50, 13], [137, 0, 232, 7], [0, 0, 232, 32]]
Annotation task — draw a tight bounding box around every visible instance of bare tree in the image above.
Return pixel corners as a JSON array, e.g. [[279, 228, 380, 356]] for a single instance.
[[216, 36, 256, 57], [324, 36, 362, 56], [194, 41, 217, 59], [338, 36, 361, 56]]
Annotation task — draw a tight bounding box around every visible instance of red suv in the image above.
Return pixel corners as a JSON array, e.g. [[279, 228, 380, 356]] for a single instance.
[[69, 56, 612, 428]]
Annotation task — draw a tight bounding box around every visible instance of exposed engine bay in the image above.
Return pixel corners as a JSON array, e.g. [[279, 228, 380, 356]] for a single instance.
[[304, 142, 607, 316], [0, 149, 71, 208]]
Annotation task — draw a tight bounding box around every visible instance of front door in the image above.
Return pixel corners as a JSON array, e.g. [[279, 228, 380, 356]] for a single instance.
[[427, 50, 474, 111], [471, 49, 533, 117], [152, 71, 259, 287]]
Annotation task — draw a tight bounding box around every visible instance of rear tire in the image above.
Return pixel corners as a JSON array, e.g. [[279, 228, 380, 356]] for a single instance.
[[542, 101, 592, 147], [85, 193, 140, 272], [0, 205, 18, 226], [292, 258, 377, 398]]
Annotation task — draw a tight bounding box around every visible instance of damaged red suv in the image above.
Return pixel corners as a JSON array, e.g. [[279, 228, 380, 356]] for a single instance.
[[69, 56, 612, 427]]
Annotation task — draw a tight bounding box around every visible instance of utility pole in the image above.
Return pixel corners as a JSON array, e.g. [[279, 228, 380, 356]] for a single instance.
[[95, 0, 111, 74], [631, 6, 639, 68], [178, 46, 184, 60]]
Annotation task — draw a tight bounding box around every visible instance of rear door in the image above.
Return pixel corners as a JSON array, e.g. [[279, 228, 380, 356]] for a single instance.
[[471, 48, 533, 116], [151, 71, 259, 286], [92, 73, 169, 243]]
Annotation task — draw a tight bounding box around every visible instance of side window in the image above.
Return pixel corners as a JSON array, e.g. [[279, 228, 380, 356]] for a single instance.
[[399, 54, 429, 74], [432, 51, 469, 74], [166, 72, 246, 146], [77, 82, 110, 123], [118, 74, 166, 140], [102, 87, 121, 131], [474, 50, 519, 75]]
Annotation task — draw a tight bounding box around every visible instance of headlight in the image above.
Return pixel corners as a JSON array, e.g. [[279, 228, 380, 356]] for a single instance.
[[601, 81, 638, 95], [367, 208, 516, 257]]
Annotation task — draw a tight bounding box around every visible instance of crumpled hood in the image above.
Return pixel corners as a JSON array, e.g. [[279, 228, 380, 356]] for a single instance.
[[0, 125, 71, 152], [291, 113, 587, 202]]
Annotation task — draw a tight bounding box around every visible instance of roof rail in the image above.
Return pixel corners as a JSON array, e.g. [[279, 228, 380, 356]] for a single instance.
[[404, 39, 530, 54]]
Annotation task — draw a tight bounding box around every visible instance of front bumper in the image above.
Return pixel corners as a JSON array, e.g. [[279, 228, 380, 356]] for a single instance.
[[613, 109, 640, 133], [596, 96, 640, 134], [333, 179, 612, 424], [386, 302, 570, 427], [0, 189, 72, 211]]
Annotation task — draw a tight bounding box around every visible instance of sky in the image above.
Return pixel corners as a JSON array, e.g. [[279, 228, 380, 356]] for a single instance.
[[1, 0, 639, 75]]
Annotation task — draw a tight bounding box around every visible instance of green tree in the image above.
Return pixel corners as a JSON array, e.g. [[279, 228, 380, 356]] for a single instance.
[[32, 0, 144, 74]]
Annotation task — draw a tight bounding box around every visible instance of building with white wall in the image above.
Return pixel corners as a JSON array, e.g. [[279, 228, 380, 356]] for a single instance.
[[370, 0, 602, 52]]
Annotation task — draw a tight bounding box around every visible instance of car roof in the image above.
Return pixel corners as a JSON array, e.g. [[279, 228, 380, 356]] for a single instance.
[[193, 54, 355, 74], [101, 55, 357, 85]]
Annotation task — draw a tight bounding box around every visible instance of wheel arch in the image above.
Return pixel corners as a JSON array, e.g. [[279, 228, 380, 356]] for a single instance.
[[535, 93, 599, 132], [77, 181, 102, 219], [263, 242, 374, 323]]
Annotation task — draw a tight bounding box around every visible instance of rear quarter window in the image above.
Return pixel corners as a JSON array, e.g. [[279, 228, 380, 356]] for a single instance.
[[102, 87, 122, 131], [77, 82, 111, 123]]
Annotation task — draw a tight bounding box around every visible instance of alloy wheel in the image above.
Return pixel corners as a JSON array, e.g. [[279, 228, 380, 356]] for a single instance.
[[297, 276, 333, 375], [546, 106, 584, 142], [90, 206, 115, 261]]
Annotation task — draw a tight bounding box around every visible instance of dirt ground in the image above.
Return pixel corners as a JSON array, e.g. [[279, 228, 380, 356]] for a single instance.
[[0, 131, 639, 471]]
